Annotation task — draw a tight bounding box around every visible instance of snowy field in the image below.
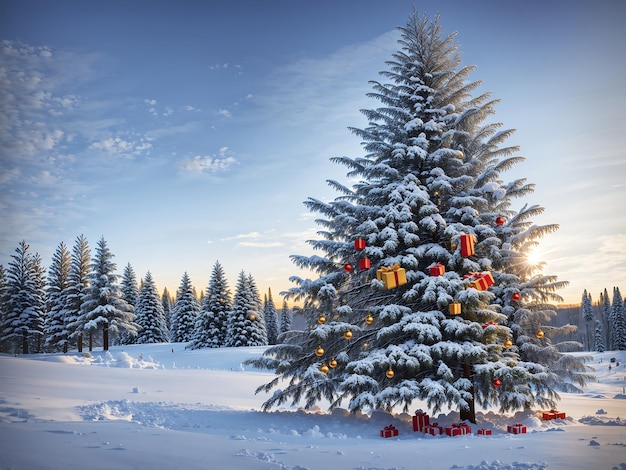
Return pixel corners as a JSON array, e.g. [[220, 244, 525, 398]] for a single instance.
[[1, 344, 625, 470]]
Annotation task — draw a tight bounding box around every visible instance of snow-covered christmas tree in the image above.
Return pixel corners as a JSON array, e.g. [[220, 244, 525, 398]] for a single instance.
[[1, 240, 46, 354], [249, 11, 589, 422], [170, 272, 200, 343], [187, 261, 232, 349], [79, 237, 136, 350], [135, 271, 169, 344], [44, 241, 71, 352], [226, 271, 266, 347]]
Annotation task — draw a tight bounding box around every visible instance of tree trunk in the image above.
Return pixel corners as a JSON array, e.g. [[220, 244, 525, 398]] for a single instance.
[[103, 325, 109, 351], [88, 332, 93, 352], [459, 362, 476, 423], [22, 331, 28, 355]]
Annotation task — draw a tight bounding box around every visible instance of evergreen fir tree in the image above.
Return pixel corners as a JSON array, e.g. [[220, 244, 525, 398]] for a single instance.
[[226, 271, 266, 347], [612, 287, 625, 350], [581, 289, 594, 351], [247, 273, 267, 345], [1, 240, 46, 354], [249, 11, 588, 420], [0, 265, 6, 351], [264, 288, 279, 345], [44, 241, 71, 352], [63, 235, 91, 351], [121, 263, 139, 307], [161, 287, 173, 331], [79, 237, 137, 350], [279, 299, 293, 337], [187, 261, 232, 349], [118, 263, 140, 344], [594, 321, 606, 353], [170, 272, 200, 343], [135, 272, 169, 344], [602, 289, 612, 349]]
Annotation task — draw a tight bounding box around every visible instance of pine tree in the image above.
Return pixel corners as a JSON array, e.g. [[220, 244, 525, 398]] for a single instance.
[[161, 287, 173, 331], [279, 299, 293, 337], [187, 261, 232, 349], [226, 271, 266, 347], [118, 263, 140, 344], [44, 242, 71, 352], [602, 289, 612, 349], [135, 272, 169, 344], [612, 287, 625, 350], [121, 263, 139, 307], [79, 237, 137, 350], [0, 265, 6, 351], [581, 289, 594, 351], [63, 235, 91, 351], [264, 288, 279, 345], [249, 11, 588, 420], [1, 240, 46, 354], [594, 321, 606, 352], [247, 273, 267, 345], [170, 272, 200, 343]]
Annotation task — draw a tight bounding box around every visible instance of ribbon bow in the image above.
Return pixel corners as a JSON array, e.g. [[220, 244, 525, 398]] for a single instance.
[[381, 263, 401, 272]]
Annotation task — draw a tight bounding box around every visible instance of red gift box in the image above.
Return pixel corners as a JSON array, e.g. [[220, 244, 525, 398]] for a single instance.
[[469, 272, 494, 291], [412, 410, 430, 432], [380, 424, 399, 438], [424, 423, 443, 436], [359, 258, 371, 270], [429, 262, 445, 276], [460, 234, 476, 257], [445, 423, 471, 437], [507, 423, 526, 434], [477, 428, 492, 436], [354, 238, 366, 251], [542, 409, 566, 420], [376, 264, 407, 289]]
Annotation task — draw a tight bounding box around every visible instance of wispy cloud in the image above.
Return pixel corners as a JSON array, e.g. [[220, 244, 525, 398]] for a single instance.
[[178, 147, 238, 174]]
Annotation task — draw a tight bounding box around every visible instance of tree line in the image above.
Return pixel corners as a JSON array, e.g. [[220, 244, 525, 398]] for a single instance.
[[580, 287, 626, 352], [0, 236, 293, 354]]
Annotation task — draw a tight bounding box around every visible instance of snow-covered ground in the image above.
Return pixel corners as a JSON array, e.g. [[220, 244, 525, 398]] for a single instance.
[[1, 344, 625, 470]]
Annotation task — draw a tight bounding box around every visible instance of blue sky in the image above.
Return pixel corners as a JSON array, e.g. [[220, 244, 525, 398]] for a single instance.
[[1, 0, 624, 305]]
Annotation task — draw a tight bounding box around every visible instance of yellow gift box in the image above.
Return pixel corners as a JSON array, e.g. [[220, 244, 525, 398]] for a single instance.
[[376, 264, 407, 289], [449, 302, 461, 315]]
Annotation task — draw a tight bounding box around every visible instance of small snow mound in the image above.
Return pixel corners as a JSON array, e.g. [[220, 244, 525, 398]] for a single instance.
[[589, 439, 601, 446], [596, 409, 608, 415], [466, 460, 547, 469]]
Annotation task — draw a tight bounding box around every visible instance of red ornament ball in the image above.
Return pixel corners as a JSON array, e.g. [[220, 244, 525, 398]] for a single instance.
[[495, 216, 505, 226], [512, 292, 521, 302], [344, 263, 353, 272], [493, 378, 502, 388]]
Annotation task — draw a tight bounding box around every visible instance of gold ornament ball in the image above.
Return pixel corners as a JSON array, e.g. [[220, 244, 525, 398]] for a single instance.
[[504, 338, 513, 348], [365, 314, 374, 325], [319, 363, 329, 374], [536, 329, 544, 339], [248, 314, 256, 321], [329, 358, 338, 368], [315, 346, 324, 357], [317, 315, 326, 325], [343, 330, 353, 340], [386, 368, 395, 379]]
